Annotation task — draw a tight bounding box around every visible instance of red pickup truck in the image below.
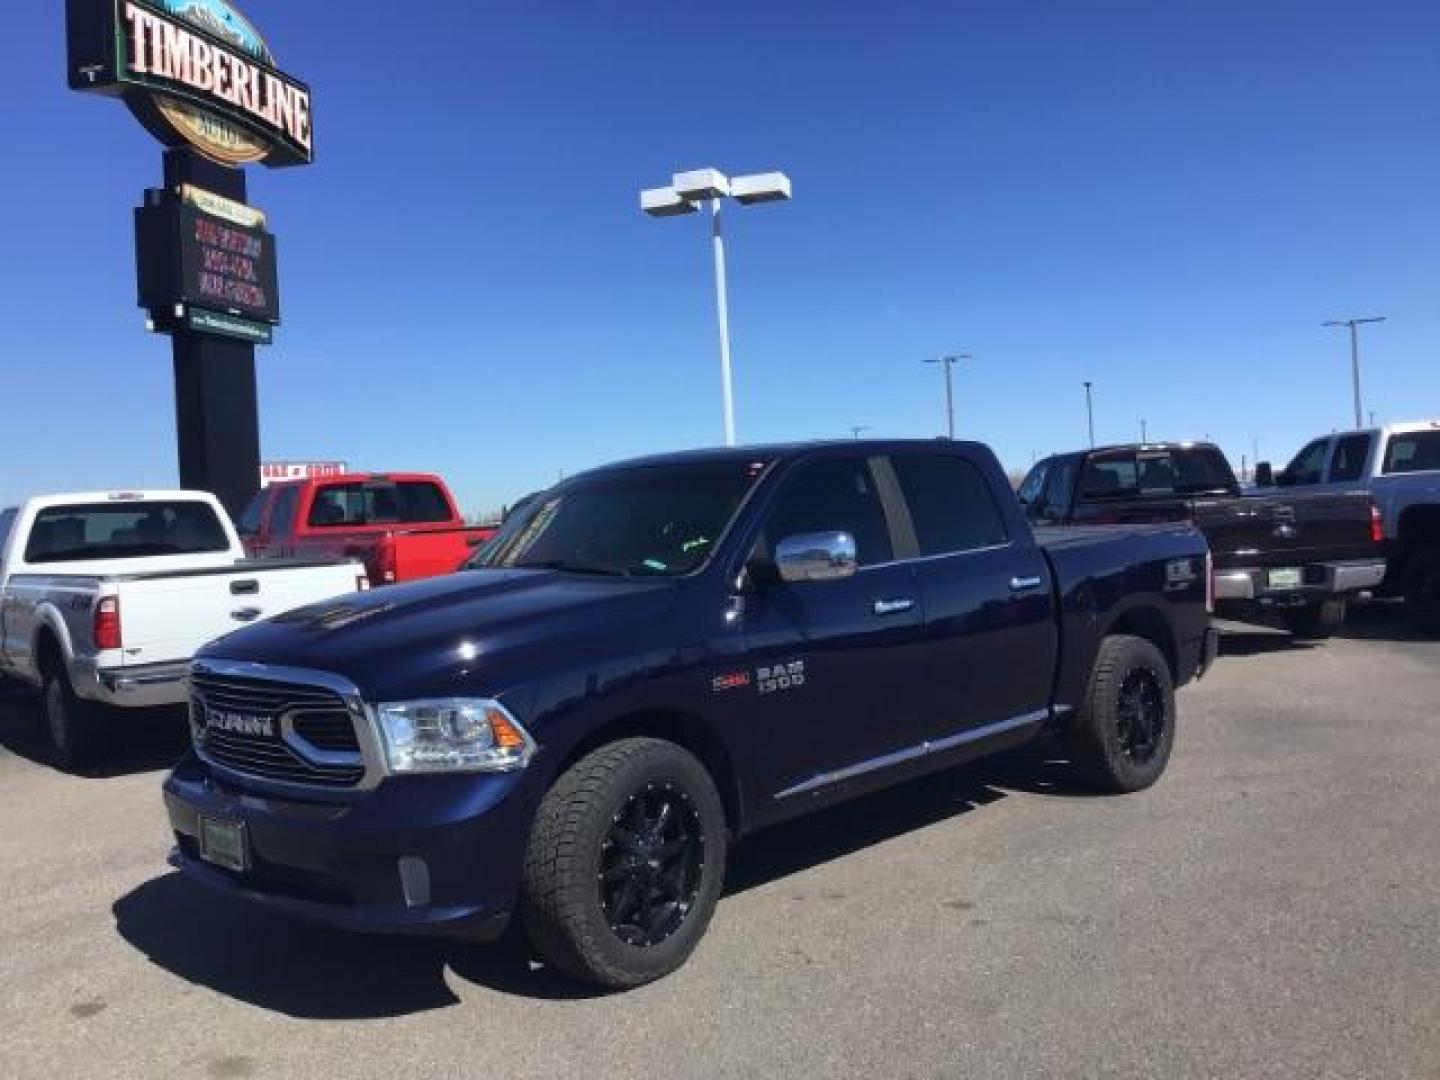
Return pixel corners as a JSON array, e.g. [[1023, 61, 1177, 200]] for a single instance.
[[238, 473, 496, 585]]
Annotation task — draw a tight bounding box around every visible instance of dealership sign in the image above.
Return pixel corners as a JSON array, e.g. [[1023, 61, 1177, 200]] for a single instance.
[[67, 0, 313, 167], [261, 461, 349, 487]]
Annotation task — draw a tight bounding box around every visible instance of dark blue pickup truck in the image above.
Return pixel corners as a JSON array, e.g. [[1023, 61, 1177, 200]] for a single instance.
[[164, 440, 1216, 989]]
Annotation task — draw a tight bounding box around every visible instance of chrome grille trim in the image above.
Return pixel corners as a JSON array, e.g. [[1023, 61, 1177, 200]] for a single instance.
[[189, 659, 385, 793]]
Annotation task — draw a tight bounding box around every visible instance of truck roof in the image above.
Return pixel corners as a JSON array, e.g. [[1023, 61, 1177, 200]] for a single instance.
[[596, 438, 992, 472], [1051, 441, 1224, 457], [11, 490, 223, 512]]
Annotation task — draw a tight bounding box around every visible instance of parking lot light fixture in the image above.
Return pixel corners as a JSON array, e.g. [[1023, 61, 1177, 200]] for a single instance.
[[640, 166, 793, 447]]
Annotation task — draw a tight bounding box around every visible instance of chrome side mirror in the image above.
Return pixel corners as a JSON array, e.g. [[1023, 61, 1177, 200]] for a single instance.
[[774, 532, 858, 584]]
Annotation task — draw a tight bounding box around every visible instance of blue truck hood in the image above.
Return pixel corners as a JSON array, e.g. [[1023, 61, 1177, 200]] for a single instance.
[[196, 568, 680, 700]]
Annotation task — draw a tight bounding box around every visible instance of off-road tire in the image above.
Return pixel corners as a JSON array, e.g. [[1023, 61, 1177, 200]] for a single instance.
[[1282, 598, 1347, 640], [1066, 634, 1176, 794], [520, 737, 727, 990], [40, 661, 103, 772]]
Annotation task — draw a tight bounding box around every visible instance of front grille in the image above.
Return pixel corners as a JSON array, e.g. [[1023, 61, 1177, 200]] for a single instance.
[[191, 671, 365, 788]]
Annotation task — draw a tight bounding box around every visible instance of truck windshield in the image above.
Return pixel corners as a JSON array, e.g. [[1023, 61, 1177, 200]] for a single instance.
[[24, 502, 231, 563], [469, 460, 768, 578]]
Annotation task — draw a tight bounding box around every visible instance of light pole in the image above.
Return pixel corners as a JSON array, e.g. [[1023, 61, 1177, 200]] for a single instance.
[[1083, 381, 1095, 448], [1141, 418, 1148, 444], [1322, 316, 1386, 430], [923, 353, 971, 438], [641, 168, 792, 447], [849, 425, 870, 441]]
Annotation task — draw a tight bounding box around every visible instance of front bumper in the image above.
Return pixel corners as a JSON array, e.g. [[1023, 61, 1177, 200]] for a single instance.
[[162, 752, 533, 940], [1213, 558, 1387, 606]]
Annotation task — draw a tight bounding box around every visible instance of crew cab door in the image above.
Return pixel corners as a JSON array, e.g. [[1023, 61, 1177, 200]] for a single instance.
[[735, 455, 928, 803], [889, 450, 1059, 738]]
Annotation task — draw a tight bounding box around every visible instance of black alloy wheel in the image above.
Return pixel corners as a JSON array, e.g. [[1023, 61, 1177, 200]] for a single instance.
[[1116, 668, 1166, 765], [599, 782, 706, 948]]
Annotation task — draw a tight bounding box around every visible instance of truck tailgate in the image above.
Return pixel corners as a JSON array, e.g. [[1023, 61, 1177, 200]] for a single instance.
[[112, 561, 361, 667], [1193, 492, 1379, 569]]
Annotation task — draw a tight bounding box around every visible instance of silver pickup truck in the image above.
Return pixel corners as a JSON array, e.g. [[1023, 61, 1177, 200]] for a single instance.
[[1258, 421, 1440, 632], [0, 490, 368, 768]]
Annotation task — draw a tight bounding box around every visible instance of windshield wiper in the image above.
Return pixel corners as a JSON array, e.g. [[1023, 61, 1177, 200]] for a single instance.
[[514, 559, 629, 577]]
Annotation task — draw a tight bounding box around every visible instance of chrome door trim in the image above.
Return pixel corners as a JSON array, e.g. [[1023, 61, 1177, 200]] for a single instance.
[[774, 708, 1049, 800]]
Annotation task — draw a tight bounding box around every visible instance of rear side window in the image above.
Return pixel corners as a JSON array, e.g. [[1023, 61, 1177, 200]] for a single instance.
[[892, 454, 1008, 556], [23, 502, 230, 563], [1039, 457, 1079, 519], [1017, 463, 1047, 508], [1080, 453, 1139, 499], [762, 458, 893, 567], [308, 481, 453, 527], [1329, 434, 1373, 483], [1383, 431, 1440, 474]]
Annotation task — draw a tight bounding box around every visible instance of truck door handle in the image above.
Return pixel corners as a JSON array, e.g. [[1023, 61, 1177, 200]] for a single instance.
[[230, 607, 263, 623], [873, 597, 915, 616], [1009, 575, 1044, 593], [230, 580, 260, 596]]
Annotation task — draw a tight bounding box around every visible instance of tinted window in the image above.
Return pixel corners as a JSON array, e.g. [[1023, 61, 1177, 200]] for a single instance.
[[1129, 447, 1236, 495], [1017, 463, 1047, 507], [472, 460, 766, 577], [23, 502, 230, 563], [270, 486, 300, 538], [1039, 457, 1079, 520], [763, 458, 893, 567], [308, 481, 453, 527], [1329, 434, 1373, 483], [1285, 439, 1330, 485], [1080, 453, 1139, 499], [893, 455, 1008, 556], [236, 491, 266, 537], [1382, 431, 1440, 474]]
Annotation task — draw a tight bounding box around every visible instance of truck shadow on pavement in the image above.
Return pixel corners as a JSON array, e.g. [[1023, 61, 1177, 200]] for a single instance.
[[112, 745, 1082, 1014], [0, 693, 190, 778]]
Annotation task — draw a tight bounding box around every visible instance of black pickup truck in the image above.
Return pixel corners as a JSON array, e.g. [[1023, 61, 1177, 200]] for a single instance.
[[164, 439, 1214, 989], [1019, 442, 1387, 638]]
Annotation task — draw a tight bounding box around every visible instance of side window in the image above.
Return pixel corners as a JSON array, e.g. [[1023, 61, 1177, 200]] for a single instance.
[[892, 455, 1008, 556], [0, 508, 16, 562], [1080, 453, 1139, 499], [1285, 439, 1331, 486], [1328, 434, 1372, 483], [1017, 463, 1048, 509], [1382, 431, 1440, 474], [397, 482, 453, 523], [236, 492, 266, 538], [762, 458, 893, 567], [270, 486, 300, 538], [1039, 458, 1078, 520]]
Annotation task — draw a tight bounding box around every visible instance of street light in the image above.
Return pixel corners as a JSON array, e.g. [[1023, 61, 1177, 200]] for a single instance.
[[640, 167, 792, 447], [849, 425, 870, 441], [1322, 315, 1386, 430], [923, 353, 971, 438], [1141, 418, 1148, 444], [1083, 381, 1096, 448]]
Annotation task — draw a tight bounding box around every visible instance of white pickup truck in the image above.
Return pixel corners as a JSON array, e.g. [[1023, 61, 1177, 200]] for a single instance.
[[0, 490, 367, 767]]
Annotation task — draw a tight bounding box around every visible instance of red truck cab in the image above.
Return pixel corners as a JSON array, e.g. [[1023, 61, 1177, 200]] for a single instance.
[[239, 473, 496, 585]]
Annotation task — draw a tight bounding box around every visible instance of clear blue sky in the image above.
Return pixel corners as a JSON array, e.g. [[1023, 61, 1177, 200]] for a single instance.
[[4, 0, 1438, 512]]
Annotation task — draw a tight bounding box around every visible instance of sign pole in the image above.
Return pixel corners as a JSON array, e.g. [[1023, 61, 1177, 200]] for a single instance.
[[162, 148, 262, 519]]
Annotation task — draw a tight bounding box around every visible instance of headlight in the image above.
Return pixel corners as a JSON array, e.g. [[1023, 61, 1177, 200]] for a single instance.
[[374, 698, 535, 774]]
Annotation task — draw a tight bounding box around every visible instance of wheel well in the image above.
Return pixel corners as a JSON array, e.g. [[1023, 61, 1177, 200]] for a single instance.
[[553, 709, 745, 837], [1397, 505, 1440, 554], [34, 628, 63, 678], [1107, 606, 1178, 681]]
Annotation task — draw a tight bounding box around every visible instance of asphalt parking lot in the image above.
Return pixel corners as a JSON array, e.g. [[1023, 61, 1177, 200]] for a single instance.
[[1, 605, 1437, 1080]]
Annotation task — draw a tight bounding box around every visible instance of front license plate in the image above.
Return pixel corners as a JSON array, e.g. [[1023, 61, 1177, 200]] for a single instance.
[[1268, 568, 1303, 590], [198, 817, 249, 873]]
